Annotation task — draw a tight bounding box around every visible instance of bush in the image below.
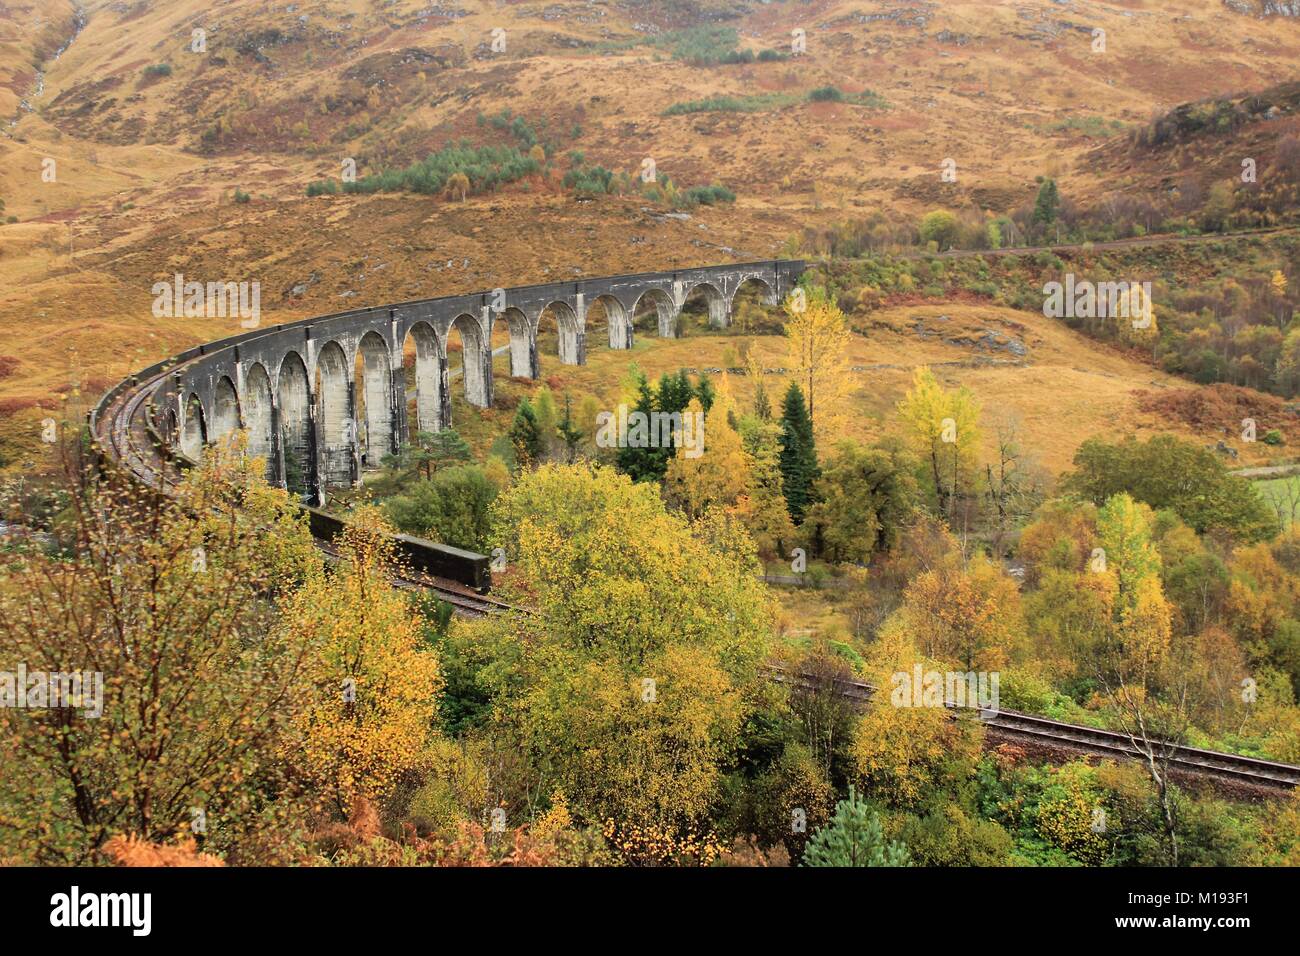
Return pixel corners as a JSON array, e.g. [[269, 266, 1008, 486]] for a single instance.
[[309, 140, 541, 198], [233, 189, 251, 204], [809, 86, 845, 102], [143, 63, 172, 78]]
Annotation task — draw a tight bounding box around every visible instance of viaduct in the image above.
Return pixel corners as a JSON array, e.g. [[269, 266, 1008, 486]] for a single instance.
[[151, 259, 806, 502]]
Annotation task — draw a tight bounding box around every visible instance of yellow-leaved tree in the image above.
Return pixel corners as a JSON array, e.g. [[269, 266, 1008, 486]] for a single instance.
[[476, 462, 772, 863], [896, 366, 981, 522], [899, 552, 1023, 672], [1087, 492, 1186, 863], [285, 507, 443, 813], [852, 619, 984, 811], [663, 394, 749, 519], [783, 286, 856, 445]]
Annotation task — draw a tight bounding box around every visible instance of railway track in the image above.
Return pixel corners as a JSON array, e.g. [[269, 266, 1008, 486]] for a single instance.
[[92, 366, 1300, 792], [763, 667, 1300, 794]]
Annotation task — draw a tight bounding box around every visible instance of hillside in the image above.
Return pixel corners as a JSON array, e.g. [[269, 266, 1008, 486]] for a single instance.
[[2, 0, 1299, 467]]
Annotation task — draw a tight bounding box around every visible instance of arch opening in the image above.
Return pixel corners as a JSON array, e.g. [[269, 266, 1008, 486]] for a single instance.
[[680, 281, 728, 334], [730, 276, 781, 333], [355, 331, 394, 470], [631, 287, 677, 339], [448, 313, 488, 408], [244, 363, 275, 479], [402, 322, 442, 440], [537, 301, 581, 369], [212, 376, 241, 447], [180, 393, 206, 461], [278, 352, 312, 495], [315, 340, 353, 488]]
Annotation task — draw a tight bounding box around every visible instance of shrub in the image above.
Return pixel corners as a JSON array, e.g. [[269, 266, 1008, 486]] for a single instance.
[[809, 86, 845, 102], [143, 63, 172, 78]]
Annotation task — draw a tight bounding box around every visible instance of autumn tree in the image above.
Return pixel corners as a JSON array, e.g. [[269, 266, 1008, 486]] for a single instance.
[[897, 367, 981, 523], [852, 620, 984, 810], [476, 463, 772, 862], [898, 552, 1023, 672], [803, 439, 919, 563], [782, 286, 856, 443], [663, 395, 748, 519], [285, 507, 443, 814], [1082, 493, 1195, 864], [0, 449, 320, 863], [733, 416, 796, 573]]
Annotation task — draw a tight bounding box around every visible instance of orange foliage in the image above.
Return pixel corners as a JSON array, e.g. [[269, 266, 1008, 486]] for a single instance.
[[102, 835, 226, 867]]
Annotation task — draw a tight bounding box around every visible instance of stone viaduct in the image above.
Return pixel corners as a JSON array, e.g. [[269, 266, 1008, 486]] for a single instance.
[[155, 259, 805, 502]]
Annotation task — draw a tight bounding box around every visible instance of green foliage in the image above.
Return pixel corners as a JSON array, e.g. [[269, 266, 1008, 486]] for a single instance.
[[233, 189, 251, 204], [918, 210, 959, 251], [383, 430, 472, 482], [1033, 178, 1060, 227], [385, 465, 499, 552], [808, 85, 845, 102], [803, 787, 911, 867], [309, 141, 541, 198], [681, 184, 735, 206], [143, 63, 172, 78], [509, 400, 543, 469], [804, 439, 918, 561], [778, 382, 818, 524], [1065, 435, 1278, 542], [664, 93, 797, 115]]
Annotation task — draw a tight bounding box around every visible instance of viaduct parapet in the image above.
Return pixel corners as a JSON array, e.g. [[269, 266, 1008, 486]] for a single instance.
[[151, 259, 805, 503]]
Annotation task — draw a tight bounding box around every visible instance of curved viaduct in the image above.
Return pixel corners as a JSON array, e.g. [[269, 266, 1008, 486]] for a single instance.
[[146, 260, 805, 503]]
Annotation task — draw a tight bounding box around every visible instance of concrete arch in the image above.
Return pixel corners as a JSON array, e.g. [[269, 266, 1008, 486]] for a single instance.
[[730, 274, 778, 312], [590, 294, 632, 350], [277, 351, 312, 493], [631, 287, 678, 338], [243, 363, 275, 478], [180, 393, 206, 460], [537, 300, 582, 365], [402, 321, 442, 437], [212, 375, 241, 445], [681, 281, 729, 329], [315, 340, 354, 488], [356, 330, 394, 469], [448, 313, 489, 407], [493, 307, 534, 378], [161, 408, 178, 447]]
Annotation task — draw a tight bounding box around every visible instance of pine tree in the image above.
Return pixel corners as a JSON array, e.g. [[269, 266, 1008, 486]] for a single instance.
[[1032, 177, 1060, 229], [695, 373, 716, 414], [778, 381, 818, 524], [510, 400, 543, 469], [616, 372, 661, 481], [802, 786, 911, 867], [556, 393, 584, 463]]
